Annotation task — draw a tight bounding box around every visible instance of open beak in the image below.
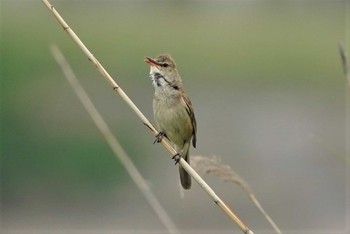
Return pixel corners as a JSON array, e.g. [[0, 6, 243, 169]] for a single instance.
[[145, 57, 159, 67]]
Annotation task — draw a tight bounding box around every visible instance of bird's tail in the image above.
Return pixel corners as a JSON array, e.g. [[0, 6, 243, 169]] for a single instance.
[[179, 149, 191, 190]]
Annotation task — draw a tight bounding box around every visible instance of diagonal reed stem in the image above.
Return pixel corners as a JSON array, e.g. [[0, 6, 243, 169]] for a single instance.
[[42, 1, 254, 233], [51, 44, 180, 234]]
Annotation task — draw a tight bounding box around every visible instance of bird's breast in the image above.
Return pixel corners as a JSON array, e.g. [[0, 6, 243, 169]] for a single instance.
[[153, 97, 193, 147]]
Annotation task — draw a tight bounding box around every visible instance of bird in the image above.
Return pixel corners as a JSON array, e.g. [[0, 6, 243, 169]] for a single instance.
[[145, 54, 197, 189]]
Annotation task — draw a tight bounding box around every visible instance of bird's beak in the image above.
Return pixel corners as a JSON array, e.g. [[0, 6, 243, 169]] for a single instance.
[[145, 57, 159, 67]]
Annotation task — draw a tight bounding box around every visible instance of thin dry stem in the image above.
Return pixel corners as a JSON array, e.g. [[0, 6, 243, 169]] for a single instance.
[[42, 1, 254, 233], [192, 156, 282, 234], [339, 43, 350, 88], [50, 44, 179, 234]]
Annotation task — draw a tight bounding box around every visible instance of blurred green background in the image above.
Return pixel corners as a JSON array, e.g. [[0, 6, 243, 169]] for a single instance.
[[1, 0, 349, 233]]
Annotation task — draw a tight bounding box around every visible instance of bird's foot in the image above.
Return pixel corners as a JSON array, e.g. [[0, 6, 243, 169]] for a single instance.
[[153, 131, 166, 144], [172, 153, 182, 165]]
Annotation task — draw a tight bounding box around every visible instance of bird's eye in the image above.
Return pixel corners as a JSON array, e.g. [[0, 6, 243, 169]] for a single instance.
[[162, 63, 169, 67]]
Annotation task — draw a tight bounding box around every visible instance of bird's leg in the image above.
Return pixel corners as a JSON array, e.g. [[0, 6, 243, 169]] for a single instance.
[[154, 131, 166, 144], [172, 153, 182, 165]]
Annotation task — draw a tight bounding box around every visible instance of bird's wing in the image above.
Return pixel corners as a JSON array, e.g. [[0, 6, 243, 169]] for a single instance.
[[182, 94, 197, 148]]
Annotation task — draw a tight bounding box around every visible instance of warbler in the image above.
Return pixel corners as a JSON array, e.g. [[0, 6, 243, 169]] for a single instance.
[[145, 54, 197, 190]]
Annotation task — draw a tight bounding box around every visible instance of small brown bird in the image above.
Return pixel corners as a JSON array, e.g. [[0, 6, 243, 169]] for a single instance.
[[145, 54, 197, 189]]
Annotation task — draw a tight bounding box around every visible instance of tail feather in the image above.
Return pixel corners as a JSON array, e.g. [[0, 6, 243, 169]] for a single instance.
[[179, 151, 191, 189]]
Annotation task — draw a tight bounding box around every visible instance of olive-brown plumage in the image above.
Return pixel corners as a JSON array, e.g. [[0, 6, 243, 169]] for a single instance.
[[145, 54, 197, 189]]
